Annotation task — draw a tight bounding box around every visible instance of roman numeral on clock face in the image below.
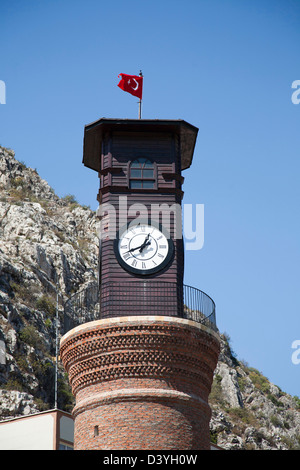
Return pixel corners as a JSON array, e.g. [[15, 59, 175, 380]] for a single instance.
[[116, 222, 173, 274]]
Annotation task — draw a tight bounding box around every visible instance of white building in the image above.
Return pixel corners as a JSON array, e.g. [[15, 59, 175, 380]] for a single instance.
[[0, 409, 74, 450]]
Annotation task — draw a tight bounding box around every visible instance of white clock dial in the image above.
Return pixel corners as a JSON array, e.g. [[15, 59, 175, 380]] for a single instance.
[[115, 222, 173, 275]]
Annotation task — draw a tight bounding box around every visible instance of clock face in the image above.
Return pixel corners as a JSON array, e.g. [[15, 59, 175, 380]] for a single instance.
[[114, 221, 174, 275]]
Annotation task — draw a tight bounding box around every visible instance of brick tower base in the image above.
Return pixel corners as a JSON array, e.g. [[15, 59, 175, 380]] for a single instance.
[[60, 316, 220, 450]]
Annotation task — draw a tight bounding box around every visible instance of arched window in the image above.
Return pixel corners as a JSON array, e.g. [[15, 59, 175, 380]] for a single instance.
[[129, 158, 155, 189]]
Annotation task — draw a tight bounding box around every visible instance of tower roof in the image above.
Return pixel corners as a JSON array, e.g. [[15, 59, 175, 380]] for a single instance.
[[82, 118, 198, 172]]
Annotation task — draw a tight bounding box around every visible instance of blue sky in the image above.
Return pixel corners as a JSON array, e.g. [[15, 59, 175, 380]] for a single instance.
[[1, 0, 300, 398]]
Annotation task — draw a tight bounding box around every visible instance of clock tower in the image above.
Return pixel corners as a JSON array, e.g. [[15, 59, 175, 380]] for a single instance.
[[60, 118, 220, 450]]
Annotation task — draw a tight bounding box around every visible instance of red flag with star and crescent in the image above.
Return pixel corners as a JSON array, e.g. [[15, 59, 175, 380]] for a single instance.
[[117, 73, 143, 100]]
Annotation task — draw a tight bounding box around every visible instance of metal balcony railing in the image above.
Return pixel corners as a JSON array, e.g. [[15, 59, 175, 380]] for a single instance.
[[63, 281, 217, 334]]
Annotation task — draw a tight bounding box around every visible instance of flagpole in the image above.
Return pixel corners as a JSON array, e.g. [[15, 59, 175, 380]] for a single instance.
[[54, 282, 59, 409], [139, 70, 143, 119]]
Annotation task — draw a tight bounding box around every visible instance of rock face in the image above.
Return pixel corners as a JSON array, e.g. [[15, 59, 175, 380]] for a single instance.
[[0, 145, 299, 449], [0, 146, 99, 415], [209, 335, 300, 450]]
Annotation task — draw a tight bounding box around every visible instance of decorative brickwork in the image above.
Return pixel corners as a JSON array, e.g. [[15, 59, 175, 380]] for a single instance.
[[60, 316, 220, 450]]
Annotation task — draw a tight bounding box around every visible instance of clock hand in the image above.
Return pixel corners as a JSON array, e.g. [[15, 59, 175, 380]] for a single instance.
[[124, 235, 149, 254], [139, 240, 151, 253], [124, 234, 151, 254], [138, 234, 150, 252], [124, 245, 143, 254]]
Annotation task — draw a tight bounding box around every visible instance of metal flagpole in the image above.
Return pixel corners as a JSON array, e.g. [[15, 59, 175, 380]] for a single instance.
[[138, 70, 143, 119], [54, 282, 59, 409]]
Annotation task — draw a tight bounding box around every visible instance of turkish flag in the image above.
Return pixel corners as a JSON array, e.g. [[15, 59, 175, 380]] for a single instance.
[[117, 73, 143, 100]]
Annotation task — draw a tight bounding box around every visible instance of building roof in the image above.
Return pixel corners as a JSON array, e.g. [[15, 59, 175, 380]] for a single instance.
[[82, 118, 199, 172], [0, 408, 72, 424]]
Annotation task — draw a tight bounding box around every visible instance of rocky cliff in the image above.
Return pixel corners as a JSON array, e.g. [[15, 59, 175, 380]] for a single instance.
[[209, 335, 300, 449], [0, 145, 99, 415], [0, 146, 299, 450]]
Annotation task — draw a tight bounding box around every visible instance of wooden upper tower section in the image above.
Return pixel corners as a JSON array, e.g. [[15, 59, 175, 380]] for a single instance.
[[83, 118, 198, 203]]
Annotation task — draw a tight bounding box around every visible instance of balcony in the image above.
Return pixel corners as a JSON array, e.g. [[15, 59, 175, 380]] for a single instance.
[[63, 281, 217, 334]]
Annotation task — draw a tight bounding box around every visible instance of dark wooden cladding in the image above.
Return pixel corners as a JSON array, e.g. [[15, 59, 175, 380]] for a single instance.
[[100, 281, 183, 319], [98, 131, 182, 198], [99, 192, 183, 242], [83, 118, 198, 171], [99, 193, 184, 285]]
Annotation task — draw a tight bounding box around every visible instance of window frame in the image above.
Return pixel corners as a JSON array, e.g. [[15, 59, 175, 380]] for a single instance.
[[128, 157, 157, 190]]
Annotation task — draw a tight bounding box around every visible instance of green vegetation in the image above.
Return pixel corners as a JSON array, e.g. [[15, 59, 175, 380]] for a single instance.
[[10, 280, 34, 304], [8, 176, 40, 203], [267, 393, 284, 408], [61, 194, 80, 211], [11, 176, 26, 188], [61, 193, 91, 211], [57, 375, 74, 412], [62, 194, 78, 205], [35, 295, 56, 317], [246, 367, 270, 394], [209, 374, 225, 406], [19, 325, 44, 350], [9, 280, 43, 310], [226, 407, 258, 427], [210, 430, 218, 445], [293, 396, 300, 410], [3, 378, 25, 392], [222, 332, 239, 366], [270, 414, 282, 428]]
